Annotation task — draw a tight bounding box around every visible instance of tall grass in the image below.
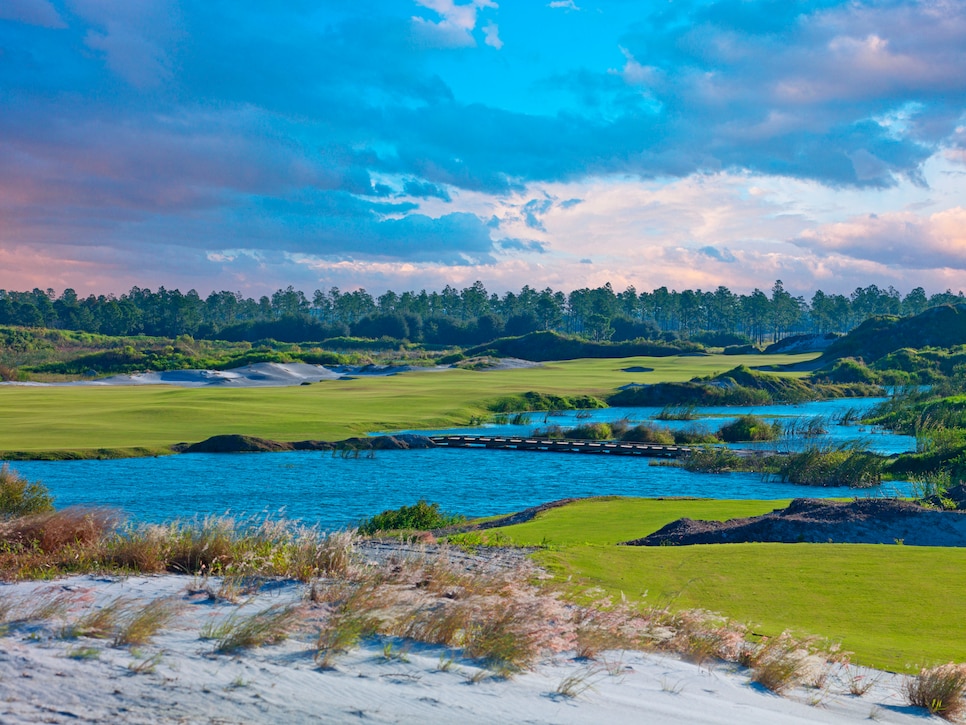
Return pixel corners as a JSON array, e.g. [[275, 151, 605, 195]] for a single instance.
[[113, 597, 180, 646], [204, 603, 301, 654], [656, 405, 698, 421], [905, 664, 966, 720], [775, 442, 883, 488]]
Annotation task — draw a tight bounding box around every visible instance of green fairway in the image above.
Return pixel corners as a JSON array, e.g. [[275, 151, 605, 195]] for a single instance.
[[486, 496, 791, 546], [0, 353, 816, 455], [486, 497, 964, 672]]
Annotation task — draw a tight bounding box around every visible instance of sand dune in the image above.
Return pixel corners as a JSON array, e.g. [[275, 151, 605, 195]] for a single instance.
[[0, 574, 931, 725], [2, 359, 539, 389]]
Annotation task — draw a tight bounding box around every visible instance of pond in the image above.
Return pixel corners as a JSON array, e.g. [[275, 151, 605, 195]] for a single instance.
[[8, 448, 913, 533]]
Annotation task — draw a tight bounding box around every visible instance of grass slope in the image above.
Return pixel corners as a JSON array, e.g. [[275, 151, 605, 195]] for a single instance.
[[487, 497, 963, 672], [0, 353, 816, 455]]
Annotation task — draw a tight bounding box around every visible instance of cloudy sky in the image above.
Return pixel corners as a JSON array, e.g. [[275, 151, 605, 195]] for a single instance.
[[2, 0, 966, 298]]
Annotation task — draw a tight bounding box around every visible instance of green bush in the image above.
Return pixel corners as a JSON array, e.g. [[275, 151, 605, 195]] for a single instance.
[[620, 424, 675, 445], [357, 500, 465, 534], [0, 464, 54, 517], [566, 423, 613, 440], [488, 391, 606, 413], [717, 415, 782, 443]]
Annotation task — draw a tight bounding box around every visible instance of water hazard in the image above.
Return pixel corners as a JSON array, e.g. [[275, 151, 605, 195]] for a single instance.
[[7, 395, 916, 531]]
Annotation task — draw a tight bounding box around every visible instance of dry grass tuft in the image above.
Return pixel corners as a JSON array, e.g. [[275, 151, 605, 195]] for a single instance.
[[205, 603, 302, 654], [61, 596, 133, 639], [660, 610, 747, 666], [744, 632, 810, 694], [113, 597, 180, 646], [905, 664, 966, 720], [0, 508, 120, 578]]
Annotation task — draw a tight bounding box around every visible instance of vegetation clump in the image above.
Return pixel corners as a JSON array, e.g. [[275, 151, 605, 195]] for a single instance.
[[905, 664, 966, 720], [775, 443, 884, 488], [619, 423, 676, 445], [0, 464, 54, 517], [488, 391, 606, 413], [357, 500, 466, 535], [565, 423, 613, 440], [717, 415, 782, 443]]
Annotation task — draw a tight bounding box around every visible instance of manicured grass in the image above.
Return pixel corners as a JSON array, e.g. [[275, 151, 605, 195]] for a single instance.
[[486, 496, 790, 546], [488, 496, 964, 672], [537, 543, 966, 673], [0, 353, 816, 455]]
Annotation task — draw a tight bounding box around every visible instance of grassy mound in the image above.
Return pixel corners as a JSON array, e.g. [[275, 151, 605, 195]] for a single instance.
[[823, 303, 966, 364], [610, 365, 880, 406], [466, 330, 701, 362]]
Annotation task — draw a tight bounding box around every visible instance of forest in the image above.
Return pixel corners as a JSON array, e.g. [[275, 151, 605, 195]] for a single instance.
[[0, 280, 962, 348]]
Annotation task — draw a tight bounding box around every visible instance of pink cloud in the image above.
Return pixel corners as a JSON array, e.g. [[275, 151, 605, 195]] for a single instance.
[[797, 207, 966, 270]]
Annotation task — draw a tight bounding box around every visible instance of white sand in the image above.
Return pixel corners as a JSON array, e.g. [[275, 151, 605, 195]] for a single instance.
[[0, 575, 932, 725], [0, 361, 540, 388]]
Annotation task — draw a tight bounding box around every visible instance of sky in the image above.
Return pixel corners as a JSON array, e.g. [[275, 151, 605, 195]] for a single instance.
[[2, 0, 966, 299]]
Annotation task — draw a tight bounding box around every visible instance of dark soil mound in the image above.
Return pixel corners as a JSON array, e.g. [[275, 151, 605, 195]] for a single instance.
[[624, 497, 966, 547], [180, 434, 293, 453], [179, 433, 435, 453]]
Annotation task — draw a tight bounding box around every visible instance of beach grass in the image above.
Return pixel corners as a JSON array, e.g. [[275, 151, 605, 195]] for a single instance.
[[0, 353, 815, 456]]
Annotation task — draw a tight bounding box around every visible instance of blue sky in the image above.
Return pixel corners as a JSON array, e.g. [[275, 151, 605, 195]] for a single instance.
[[2, 0, 966, 297]]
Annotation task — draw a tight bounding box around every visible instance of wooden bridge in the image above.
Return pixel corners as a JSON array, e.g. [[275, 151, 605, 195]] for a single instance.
[[428, 435, 692, 458]]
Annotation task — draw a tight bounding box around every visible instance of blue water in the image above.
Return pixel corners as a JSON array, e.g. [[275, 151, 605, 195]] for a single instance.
[[4, 397, 916, 531], [386, 398, 916, 456], [8, 448, 913, 531]]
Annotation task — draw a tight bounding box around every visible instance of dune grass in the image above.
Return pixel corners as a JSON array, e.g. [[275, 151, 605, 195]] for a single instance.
[[0, 353, 816, 456], [479, 496, 966, 673]]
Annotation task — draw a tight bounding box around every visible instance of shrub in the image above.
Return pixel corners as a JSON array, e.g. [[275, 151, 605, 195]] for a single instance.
[[357, 500, 465, 534], [566, 423, 612, 440], [718, 415, 782, 443], [0, 465, 54, 517], [905, 664, 966, 720], [620, 424, 675, 445], [672, 426, 719, 445]]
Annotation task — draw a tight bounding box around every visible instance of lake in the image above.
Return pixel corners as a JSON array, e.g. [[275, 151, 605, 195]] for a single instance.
[[7, 394, 916, 531]]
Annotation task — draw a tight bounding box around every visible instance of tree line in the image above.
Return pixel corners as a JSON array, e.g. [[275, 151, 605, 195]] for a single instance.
[[0, 281, 961, 347]]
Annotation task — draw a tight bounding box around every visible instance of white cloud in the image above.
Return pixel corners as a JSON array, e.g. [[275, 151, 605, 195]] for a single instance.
[[482, 21, 503, 50], [548, 1, 579, 10], [412, 0, 498, 48], [797, 207, 966, 270]]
